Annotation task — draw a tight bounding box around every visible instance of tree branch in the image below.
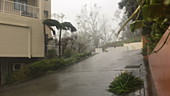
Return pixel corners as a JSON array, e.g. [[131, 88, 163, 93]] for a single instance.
[[117, 5, 142, 35]]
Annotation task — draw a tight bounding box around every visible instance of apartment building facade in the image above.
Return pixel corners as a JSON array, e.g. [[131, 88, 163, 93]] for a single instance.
[[0, 0, 51, 85]]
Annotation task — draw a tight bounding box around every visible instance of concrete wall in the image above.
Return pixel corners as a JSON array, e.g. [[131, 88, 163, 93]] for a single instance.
[[39, 0, 51, 36], [27, 0, 37, 6], [0, 0, 51, 85], [149, 26, 170, 96], [43, 0, 51, 18], [0, 13, 44, 58], [39, 0, 51, 20], [0, 0, 51, 58], [123, 42, 142, 50]]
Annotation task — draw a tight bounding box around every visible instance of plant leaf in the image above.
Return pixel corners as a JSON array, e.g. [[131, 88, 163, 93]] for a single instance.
[[117, 5, 142, 35], [142, 4, 168, 21], [150, 0, 163, 4], [164, 0, 170, 5], [43, 19, 62, 29], [61, 22, 77, 32], [130, 20, 144, 32]]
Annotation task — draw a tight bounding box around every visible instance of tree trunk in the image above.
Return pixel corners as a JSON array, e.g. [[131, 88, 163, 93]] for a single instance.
[[59, 29, 62, 58], [43, 24, 47, 58]]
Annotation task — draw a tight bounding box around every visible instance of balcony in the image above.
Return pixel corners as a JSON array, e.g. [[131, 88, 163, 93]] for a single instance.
[[0, 0, 39, 19]]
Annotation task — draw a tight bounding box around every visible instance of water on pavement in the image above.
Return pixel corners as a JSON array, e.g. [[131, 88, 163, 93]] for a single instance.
[[0, 47, 143, 96]]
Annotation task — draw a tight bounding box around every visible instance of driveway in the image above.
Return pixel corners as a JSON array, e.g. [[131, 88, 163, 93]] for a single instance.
[[0, 47, 143, 96]]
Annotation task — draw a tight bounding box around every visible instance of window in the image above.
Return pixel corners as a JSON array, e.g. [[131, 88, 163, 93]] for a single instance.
[[44, 10, 48, 19], [14, 0, 20, 10], [14, 0, 27, 11], [13, 63, 24, 71], [21, 1, 27, 12]]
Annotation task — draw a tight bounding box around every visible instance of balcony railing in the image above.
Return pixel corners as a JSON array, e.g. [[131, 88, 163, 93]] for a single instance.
[[0, 0, 39, 19]]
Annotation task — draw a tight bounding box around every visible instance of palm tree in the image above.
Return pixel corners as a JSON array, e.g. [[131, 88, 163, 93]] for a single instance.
[[43, 19, 77, 58]]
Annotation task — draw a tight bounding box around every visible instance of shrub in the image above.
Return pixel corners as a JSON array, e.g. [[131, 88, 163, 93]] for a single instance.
[[108, 72, 143, 96], [47, 49, 57, 59], [5, 67, 31, 85], [74, 52, 91, 60], [141, 44, 148, 56], [63, 49, 73, 58], [5, 52, 92, 85]]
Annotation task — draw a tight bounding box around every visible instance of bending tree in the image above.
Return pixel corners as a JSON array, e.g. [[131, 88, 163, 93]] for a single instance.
[[43, 19, 77, 58], [76, 4, 113, 48]]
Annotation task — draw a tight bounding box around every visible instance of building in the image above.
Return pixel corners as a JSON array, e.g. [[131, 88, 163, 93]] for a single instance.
[[0, 0, 51, 85]]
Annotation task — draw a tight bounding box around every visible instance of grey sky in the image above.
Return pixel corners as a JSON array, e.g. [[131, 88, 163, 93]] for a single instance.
[[51, 0, 121, 25]]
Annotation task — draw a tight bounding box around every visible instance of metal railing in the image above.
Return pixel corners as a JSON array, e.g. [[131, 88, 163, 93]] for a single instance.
[[0, 0, 39, 19]]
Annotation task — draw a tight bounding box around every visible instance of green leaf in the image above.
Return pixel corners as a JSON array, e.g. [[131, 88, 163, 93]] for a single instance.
[[142, 4, 170, 21], [130, 20, 144, 32], [61, 22, 77, 32], [150, 0, 163, 4], [43, 19, 63, 29], [164, 0, 170, 5], [108, 72, 143, 95], [117, 5, 142, 35]]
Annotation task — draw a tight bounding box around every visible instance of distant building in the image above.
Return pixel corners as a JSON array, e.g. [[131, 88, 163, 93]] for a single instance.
[[0, 0, 51, 85]]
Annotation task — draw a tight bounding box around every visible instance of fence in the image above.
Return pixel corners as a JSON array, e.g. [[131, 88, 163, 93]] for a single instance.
[[0, 0, 39, 18]]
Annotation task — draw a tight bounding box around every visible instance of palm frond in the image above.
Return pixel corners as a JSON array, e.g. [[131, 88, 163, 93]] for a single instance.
[[43, 19, 62, 30], [47, 26, 56, 35], [61, 22, 77, 32]]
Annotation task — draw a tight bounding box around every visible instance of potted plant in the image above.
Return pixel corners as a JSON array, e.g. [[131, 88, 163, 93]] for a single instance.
[[107, 72, 143, 96]]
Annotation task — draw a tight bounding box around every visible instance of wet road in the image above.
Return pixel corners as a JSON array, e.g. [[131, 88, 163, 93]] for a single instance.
[[0, 47, 143, 96]]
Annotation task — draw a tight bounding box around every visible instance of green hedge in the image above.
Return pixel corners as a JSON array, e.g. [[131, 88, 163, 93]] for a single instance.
[[5, 52, 91, 85]]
